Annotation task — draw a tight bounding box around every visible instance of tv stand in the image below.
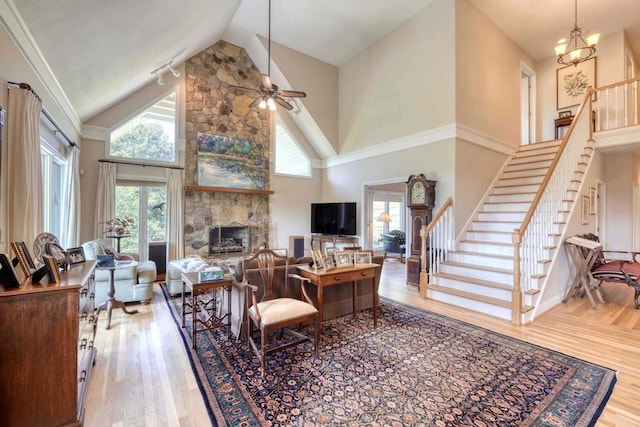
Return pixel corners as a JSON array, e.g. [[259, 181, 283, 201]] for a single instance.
[[311, 235, 359, 252]]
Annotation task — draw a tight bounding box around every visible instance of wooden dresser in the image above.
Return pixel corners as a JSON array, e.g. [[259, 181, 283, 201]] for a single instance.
[[0, 260, 97, 426]]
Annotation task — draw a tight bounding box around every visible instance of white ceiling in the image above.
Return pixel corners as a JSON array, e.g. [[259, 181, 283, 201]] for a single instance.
[[7, 0, 640, 122]]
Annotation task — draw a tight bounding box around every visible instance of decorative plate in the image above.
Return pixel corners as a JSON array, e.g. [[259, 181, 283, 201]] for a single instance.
[[33, 232, 60, 266]]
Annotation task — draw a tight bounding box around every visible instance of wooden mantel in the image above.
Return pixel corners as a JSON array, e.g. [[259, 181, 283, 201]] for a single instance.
[[184, 185, 274, 195]]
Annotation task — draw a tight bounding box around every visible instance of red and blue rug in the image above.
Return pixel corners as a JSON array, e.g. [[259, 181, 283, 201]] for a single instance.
[[161, 285, 617, 426]]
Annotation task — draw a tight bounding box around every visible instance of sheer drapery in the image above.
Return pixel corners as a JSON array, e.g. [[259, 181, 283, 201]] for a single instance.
[[63, 146, 81, 246], [6, 86, 43, 246], [94, 162, 116, 238], [166, 168, 184, 261]]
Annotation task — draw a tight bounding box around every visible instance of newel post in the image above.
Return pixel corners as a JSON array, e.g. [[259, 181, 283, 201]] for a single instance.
[[511, 230, 523, 326], [419, 225, 428, 299]]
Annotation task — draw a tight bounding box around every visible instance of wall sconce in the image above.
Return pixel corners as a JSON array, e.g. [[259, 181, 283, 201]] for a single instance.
[[151, 60, 180, 85]]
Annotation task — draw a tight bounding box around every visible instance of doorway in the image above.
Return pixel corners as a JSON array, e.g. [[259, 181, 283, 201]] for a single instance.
[[520, 63, 536, 145]]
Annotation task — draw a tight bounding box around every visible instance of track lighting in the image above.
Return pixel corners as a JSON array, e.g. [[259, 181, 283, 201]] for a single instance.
[[151, 60, 180, 85]]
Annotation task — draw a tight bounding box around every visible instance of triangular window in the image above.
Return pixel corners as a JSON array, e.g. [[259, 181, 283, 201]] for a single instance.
[[274, 116, 310, 177]]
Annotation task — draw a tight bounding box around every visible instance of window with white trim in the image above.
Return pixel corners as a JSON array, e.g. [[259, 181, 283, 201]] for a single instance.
[[274, 116, 311, 177], [41, 144, 66, 241], [109, 90, 177, 164]]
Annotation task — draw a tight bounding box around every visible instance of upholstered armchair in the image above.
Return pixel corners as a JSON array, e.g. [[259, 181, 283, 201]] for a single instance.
[[382, 230, 406, 262], [82, 239, 157, 305]]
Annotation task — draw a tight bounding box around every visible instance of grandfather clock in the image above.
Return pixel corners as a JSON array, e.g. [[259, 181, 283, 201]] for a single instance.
[[406, 174, 436, 286]]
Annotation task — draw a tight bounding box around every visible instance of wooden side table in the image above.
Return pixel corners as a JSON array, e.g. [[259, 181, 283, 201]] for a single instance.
[[181, 272, 233, 348]]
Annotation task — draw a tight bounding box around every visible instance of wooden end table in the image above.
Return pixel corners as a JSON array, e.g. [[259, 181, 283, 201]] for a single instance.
[[96, 260, 139, 329], [181, 272, 233, 348]]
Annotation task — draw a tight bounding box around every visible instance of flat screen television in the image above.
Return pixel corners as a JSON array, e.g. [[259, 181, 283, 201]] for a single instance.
[[311, 202, 357, 236]]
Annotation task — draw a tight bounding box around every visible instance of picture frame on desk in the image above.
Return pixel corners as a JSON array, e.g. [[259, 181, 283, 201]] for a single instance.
[[66, 246, 85, 264], [322, 256, 335, 271], [311, 250, 323, 271], [42, 254, 61, 283], [0, 252, 22, 287], [324, 246, 338, 258], [354, 252, 372, 265], [558, 110, 572, 118], [335, 251, 352, 268], [10, 241, 36, 277]]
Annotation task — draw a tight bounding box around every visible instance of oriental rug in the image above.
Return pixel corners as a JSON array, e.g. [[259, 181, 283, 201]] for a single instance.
[[161, 285, 617, 426]]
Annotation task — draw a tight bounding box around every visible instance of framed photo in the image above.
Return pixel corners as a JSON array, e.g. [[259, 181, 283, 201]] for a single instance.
[[10, 241, 36, 277], [311, 250, 324, 270], [0, 252, 22, 287], [66, 247, 86, 264], [324, 246, 338, 258], [354, 251, 372, 265], [558, 110, 572, 118], [322, 256, 335, 271], [581, 195, 590, 225], [42, 254, 61, 283], [557, 57, 596, 110], [335, 251, 353, 268], [589, 186, 597, 215]]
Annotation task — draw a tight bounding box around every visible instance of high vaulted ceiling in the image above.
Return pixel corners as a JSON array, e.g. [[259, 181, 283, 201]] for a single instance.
[[5, 0, 640, 124]]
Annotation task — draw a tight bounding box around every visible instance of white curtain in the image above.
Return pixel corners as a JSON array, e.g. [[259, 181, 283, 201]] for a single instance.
[[94, 162, 116, 238], [63, 146, 81, 246], [166, 168, 184, 261], [6, 86, 43, 246]]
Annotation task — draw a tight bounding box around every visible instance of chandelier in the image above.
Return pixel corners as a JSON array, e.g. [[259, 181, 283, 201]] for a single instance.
[[554, 0, 599, 66]]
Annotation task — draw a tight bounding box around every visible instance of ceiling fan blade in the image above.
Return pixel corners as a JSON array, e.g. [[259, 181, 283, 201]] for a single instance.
[[249, 97, 263, 108], [274, 96, 294, 110], [278, 90, 306, 98], [228, 84, 260, 94], [261, 74, 272, 90]]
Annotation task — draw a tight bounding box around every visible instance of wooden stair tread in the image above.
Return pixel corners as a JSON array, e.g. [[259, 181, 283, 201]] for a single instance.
[[442, 260, 512, 274], [448, 250, 513, 261], [435, 272, 512, 291], [428, 282, 512, 308]]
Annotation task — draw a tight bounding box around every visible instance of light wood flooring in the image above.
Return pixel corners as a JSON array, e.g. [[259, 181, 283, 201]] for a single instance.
[[85, 259, 640, 426]]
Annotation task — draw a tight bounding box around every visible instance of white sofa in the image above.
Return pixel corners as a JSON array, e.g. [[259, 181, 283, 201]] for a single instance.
[[82, 239, 157, 305]]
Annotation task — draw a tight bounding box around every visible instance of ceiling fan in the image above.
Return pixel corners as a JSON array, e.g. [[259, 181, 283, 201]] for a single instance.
[[228, 0, 306, 111]]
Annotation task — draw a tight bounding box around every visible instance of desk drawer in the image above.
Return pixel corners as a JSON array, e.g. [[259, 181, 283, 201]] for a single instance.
[[323, 272, 352, 285], [351, 269, 375, 281]]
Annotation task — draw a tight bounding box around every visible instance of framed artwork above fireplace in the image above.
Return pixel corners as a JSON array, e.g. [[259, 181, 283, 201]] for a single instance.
[[197, 132, 264, 190]]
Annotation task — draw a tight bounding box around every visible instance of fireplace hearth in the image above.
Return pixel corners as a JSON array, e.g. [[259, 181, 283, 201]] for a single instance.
[[209, 225, 250, 255]]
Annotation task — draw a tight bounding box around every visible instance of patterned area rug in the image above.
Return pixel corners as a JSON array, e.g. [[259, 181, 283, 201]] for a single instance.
[[161, 285, 617, 426]]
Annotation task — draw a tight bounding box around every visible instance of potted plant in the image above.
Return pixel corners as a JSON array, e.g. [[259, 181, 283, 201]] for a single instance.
[[103, 217, 135, 236]]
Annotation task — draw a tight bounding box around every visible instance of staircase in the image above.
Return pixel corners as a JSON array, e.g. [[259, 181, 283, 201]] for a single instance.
[[428, 138, 594, 322]]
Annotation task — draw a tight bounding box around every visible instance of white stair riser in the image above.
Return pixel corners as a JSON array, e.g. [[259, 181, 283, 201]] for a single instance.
[[505, 160, 552, 172], [465, 231, 512, 244], [501, 169, 547, 179], [459, 241, 514, 256], [447, 252, 514, 269], [482, 202, 531, 212], [488, 193, 535, 203], [425, 289, 512, 321], [492, 184, 541, 194], [439, 264, 513, 284], [477, 211, 525, 222], [511, 153, 555, 164], [470, 221, 520, 232], [497, 176, 544, 186], [432, 275, 513, 300]]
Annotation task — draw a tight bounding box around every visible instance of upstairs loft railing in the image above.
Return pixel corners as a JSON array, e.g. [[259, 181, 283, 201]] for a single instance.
[[512, 88, 595, 325], [418, 197, 454, 298], [593, 77, 640, 131]]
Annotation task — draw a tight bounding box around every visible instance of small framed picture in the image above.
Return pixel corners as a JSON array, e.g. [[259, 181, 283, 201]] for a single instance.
[[589, 186, 597, 215], [42, 254, 61, 283], [322, 256, 335, 271], [311, 250, 324, 270], [66, 247, 86, 264], [581, 195, 590, 225], [558, 110, 572, 118], [335, 251, 353, 268], [0, 252, 23, 287], [354, 251, 372, 265], [10, 241, 36, 277], [324, 246, 338, 258]]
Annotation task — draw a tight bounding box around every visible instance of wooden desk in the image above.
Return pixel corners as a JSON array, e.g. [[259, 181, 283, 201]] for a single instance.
[[554, 112, 596, 139], [296, 263, 380, 332], [181, 272, 233, 348]]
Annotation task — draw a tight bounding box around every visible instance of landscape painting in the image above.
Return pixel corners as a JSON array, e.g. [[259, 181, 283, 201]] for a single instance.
[[197, 133, 264, 189]]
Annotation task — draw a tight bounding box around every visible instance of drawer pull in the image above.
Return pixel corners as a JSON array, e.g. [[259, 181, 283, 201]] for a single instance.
[[79, 338, 88, 350], [79, 370, 87, 383], [334, 276, 341, 281]]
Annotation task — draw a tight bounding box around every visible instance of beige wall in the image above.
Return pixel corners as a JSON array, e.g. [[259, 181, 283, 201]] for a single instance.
[[605, 153, 634, 251], [455, 0, 534, 146], [338, 0, 456, 154]]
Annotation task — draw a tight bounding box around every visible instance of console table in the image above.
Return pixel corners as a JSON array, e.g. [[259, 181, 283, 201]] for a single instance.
[[554, 112, 596, 139]]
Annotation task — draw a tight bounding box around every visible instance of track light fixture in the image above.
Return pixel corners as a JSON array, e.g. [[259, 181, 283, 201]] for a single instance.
[[151, 60, 180, 85]]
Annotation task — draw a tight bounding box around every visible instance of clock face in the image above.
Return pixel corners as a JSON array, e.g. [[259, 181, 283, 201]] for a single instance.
[[411, 181, 426, 204]]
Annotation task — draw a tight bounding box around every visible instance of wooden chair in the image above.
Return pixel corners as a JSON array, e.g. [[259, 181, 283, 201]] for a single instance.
[[242, 249, 320, 375]]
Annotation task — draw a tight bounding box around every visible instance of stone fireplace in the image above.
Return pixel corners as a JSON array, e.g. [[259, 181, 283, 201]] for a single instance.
[[182, 41, 272, 258]]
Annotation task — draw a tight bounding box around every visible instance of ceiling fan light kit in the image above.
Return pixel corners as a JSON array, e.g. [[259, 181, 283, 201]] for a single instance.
[[554, 0, 599, 66], [228, 0, 306, 110]]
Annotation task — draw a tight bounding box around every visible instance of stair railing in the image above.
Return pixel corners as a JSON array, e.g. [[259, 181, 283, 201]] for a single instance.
[[593, 77, 640, 131], [511, 89, 594, 325], [419, 197, 454, 298]]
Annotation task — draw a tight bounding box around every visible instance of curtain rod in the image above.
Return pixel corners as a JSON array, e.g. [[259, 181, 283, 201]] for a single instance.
[[7, 81, 78, 148], [99, 158, 184, 170]]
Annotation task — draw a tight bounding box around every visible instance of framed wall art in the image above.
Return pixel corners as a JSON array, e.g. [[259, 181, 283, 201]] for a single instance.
[[581, 195, 590, 225], [589, 187, 597, 215], [557, 57, 596, 110]]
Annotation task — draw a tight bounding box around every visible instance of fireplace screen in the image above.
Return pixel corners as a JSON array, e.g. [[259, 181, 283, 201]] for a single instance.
[[209, 226, 250, 255]]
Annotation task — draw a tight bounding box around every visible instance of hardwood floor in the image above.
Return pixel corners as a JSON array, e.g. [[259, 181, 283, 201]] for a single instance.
[[85, 259, 640, 426]]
